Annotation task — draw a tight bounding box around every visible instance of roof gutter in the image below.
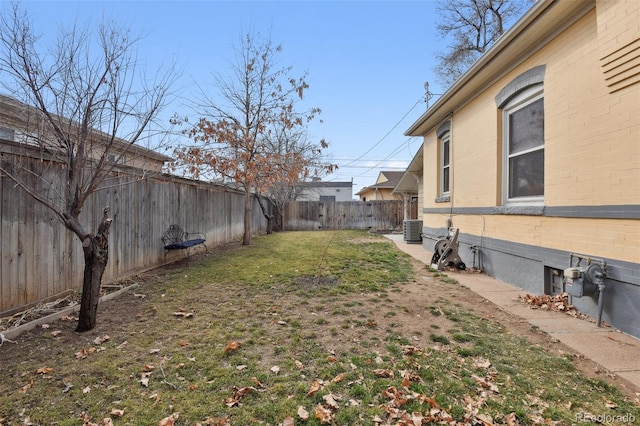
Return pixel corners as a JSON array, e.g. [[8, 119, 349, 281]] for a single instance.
[[404, 0, 593, 137]]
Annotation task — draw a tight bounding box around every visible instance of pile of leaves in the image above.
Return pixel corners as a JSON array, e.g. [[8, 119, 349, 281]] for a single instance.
[[518, 293, 597, 323]]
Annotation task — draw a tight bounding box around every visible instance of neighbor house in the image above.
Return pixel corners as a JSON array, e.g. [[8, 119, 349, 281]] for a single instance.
[[296, 179, 353, 202], [404, 0, 639, 337], [0, 95, 171, 173], [356, 171, 404, 201]]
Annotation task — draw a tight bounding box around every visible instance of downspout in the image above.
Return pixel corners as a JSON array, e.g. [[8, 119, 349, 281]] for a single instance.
[[447, 112, 454, 228]]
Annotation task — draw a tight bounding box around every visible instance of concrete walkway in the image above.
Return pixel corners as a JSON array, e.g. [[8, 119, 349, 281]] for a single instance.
[[385, 234, 640, 391]]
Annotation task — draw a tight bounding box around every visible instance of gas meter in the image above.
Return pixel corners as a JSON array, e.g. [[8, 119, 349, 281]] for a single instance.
[[563, 253, 608, 327], [563, 264, 601, 297]]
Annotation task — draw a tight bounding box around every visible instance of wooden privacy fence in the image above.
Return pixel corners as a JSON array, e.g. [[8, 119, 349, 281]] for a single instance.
[[284, 200, 404, 231], [0, 154, 270, 315]]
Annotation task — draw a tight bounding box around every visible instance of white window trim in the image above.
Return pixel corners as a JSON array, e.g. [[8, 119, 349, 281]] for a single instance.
[[440, 132, 450, 197], [501, 84, 544, 205]]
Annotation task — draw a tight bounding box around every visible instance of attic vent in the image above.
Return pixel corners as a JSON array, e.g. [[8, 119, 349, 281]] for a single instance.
[[600, 37, 640, 93]]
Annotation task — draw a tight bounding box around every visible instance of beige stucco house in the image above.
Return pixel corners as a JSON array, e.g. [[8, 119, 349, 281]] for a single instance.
[[356, 171, 405, 201], [404, 0, 639, 337]]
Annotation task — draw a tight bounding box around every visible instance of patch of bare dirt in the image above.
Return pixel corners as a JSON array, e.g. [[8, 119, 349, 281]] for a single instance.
[[1, 244, 638, 404]]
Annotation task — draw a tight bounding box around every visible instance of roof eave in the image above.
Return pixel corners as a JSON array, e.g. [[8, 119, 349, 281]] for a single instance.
[[404, 0, 594, 137]]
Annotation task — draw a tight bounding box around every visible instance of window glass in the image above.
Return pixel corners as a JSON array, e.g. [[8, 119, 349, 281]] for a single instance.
[[509, 149, 544, 198], [440, 133, 450, 196], [508, 98, 544, 155], [503, 87, 544, 203]]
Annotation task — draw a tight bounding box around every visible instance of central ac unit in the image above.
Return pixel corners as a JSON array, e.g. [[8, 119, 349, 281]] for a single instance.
[[403, 220, 423, 243]]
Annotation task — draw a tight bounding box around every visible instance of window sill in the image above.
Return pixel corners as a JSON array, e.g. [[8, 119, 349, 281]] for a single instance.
[[435, 195, 450, 203], [494, 205, 544, 215]]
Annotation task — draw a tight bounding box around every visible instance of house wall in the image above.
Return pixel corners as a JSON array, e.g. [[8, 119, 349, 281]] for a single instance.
[[358, 188, 400, 201], [419, 2, 640, 337], [297, 185, 353, 202]]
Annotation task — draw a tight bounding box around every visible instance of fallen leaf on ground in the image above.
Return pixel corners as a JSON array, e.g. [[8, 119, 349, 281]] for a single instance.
[[110, 408, 125, 417], [297, 406, 309, 420], [93, 335, 110, 345], [331, 373, 344, 383], [314, 404, 334, 424], [224, 341, 241, 352], [306, 380, 321, 397], [372, 369, 394, 378], [158, 412, 179, 426], [35, 367, 54, 375], [18, 380, 33, 393], [323, 393, 340, 409], [282, 416, 294, 426]]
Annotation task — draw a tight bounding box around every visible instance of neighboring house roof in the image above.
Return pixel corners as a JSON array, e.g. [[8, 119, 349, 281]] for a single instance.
[[393, 145, 423, 194], [405, 0, 594, 138], [0, 94, 173, 165], [300, 180, 353, 189], [356, 171, 404, 195]]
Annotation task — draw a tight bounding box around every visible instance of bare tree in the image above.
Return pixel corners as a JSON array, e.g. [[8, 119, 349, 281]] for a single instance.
[[256, 100, 336, 232], [172, 30, 332, 244], [0, 2, 176, 331], [434, 0, 533, 87]]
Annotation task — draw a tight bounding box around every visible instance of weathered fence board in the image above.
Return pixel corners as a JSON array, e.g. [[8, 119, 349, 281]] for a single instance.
[[284, 200, 403, 231], [2, 150, 405, 315], [0, 152, 270, 315]]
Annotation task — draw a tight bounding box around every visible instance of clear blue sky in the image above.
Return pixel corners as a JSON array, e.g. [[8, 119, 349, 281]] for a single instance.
[[16, 0, 447, 197]]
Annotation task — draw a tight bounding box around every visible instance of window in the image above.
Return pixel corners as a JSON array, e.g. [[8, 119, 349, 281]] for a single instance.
[[0, 126, 15, 141], [502, 85, 544, 203], [440, 132, 450, 196], [107, 153, 125, 165], [436, 121, 451, 201]]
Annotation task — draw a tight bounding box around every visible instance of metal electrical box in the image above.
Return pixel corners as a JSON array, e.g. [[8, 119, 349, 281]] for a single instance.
[[564, 266, 597, 297]]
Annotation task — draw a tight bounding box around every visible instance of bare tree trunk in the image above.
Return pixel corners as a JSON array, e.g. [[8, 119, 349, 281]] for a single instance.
[[255, 193, 275, 234], [243, 191, 252, 245], [76, 208, 112, 332]]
